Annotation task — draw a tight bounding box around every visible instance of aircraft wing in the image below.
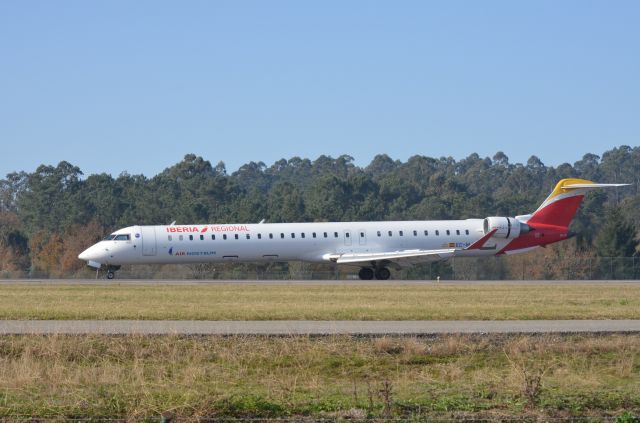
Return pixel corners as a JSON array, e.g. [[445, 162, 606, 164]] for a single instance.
[[328, 248, 456, 268], [327, 229, 498, 269]]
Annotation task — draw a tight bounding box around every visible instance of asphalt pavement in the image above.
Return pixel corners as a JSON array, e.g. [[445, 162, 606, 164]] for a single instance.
[[0, 279, 639, 285]]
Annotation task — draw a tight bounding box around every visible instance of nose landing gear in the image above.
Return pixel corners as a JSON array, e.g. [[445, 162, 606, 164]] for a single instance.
[[102, 265, 121, 280]]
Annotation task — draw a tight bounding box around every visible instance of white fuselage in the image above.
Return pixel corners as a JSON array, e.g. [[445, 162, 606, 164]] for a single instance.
[[78, 219, 513, 267]]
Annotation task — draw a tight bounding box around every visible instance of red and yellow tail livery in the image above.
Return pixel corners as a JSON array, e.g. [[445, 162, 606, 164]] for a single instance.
[[501, 179, 628, 253]]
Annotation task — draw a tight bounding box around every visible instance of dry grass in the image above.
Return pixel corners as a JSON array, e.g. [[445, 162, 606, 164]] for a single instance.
[[0, 334, 638, 419], [0, 282, 639, 320]]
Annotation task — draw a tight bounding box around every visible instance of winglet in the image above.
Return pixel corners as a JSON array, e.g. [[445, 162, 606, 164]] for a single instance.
[[466, 229, 497, 250]]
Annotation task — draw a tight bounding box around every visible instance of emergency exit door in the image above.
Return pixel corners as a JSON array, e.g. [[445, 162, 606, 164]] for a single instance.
[[344, 230, 352, 246], [358, 229, 367, 245]]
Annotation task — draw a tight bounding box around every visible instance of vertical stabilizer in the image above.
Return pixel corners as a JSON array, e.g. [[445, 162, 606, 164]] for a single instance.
[[527, 178, 628, 228]]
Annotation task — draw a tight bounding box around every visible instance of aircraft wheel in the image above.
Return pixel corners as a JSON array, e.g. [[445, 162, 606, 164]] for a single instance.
[[106, 271, 115, 280], [374, 267, 391, 280], [358, 267, 374, 280]]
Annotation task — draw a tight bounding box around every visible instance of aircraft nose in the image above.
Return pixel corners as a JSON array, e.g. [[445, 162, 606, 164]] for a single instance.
[[78, 244, 106, 269], [79, 245, 102, 261], [78, 248, 91, 261]]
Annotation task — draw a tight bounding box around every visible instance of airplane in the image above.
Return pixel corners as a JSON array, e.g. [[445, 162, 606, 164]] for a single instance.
[[78, 178, 629, 280]]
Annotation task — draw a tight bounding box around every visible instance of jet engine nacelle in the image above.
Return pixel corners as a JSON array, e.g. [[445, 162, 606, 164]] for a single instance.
[[483, 216, 531, 239]]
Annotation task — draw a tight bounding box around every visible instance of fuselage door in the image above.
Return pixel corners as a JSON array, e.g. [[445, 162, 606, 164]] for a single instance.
[[358, 229, 366, 245], [141, 226, 157, 256], [344, 230, 352, 246]]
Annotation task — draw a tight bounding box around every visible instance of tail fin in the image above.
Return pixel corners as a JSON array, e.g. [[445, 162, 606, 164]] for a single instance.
[[525, 178, 628, 228]]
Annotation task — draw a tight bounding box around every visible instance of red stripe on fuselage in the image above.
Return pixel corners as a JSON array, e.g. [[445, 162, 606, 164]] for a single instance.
[[499, 223, 569, 253], [467, 229, 497, 250]]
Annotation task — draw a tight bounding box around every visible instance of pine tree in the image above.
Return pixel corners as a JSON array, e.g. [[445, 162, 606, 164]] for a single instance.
[[594, 206, 638, 257]]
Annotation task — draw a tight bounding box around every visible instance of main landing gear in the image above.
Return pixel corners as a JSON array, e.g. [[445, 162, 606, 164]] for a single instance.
[[358, 267, 391, 280]]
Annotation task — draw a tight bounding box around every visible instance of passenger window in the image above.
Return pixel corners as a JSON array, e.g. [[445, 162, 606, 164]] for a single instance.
[[413, 230, 417, 236], [301, 233, 305, 238], [246, 234, 250, 239], [281, 233, 285, 239], [465, 229, 469, 235], [234, 234, 239, 240], [291, 233, 295, 238], [456, 230, 460, 236], [324, 232, 328, 238], [388, 231, 392, 236], [179, 235, 184, 241], [377, 231, 381, 237], [168, 235, 172, 241], [399, 231, 403, 236], [424, 230, 428, 236], [258, 234, 262, 239], [223, 234, 227, 240], [360, 232, 365, 238], [312, 232, 317, 238], [211, 235, 215, 240], [345, 232, 350, 238], [334, 232, 338, 238], [446, 230, 450, 236], [269, 233, 273, 239], [189, 235, 193, 241], [200, 234, 204, 240], [435, 230, 439, 236]]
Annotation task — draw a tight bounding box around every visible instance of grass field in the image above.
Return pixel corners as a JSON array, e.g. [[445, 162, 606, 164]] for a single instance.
[[0, 282, 638, 320], [1, 283, 639, 420], [0, 334, 637, 419]]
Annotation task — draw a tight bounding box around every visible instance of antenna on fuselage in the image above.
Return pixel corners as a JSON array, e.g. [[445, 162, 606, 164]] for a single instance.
[[259, 219, 266, 224], [169, 221, 176, 226]]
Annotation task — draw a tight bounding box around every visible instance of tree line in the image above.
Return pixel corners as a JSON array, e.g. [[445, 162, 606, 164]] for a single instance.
[[0, 146, 638, 278]]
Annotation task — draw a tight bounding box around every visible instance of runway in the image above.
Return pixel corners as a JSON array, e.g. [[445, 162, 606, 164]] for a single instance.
[[0, 279, 639, 286], [1, 320, 639, 335]]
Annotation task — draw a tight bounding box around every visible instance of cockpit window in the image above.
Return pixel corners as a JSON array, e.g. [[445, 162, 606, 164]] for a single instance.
[[103, 234, 116, 241], [114, 234, 131, 241]]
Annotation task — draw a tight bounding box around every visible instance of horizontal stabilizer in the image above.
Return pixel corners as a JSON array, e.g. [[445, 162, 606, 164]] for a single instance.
[[561, 183, 630, 189]]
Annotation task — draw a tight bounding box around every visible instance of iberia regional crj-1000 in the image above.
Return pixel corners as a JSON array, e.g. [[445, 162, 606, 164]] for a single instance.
[[78, 179, 628, 280]]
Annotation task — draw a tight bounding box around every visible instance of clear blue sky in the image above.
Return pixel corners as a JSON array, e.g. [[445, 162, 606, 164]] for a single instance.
[[1, 1, 638, 178]]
